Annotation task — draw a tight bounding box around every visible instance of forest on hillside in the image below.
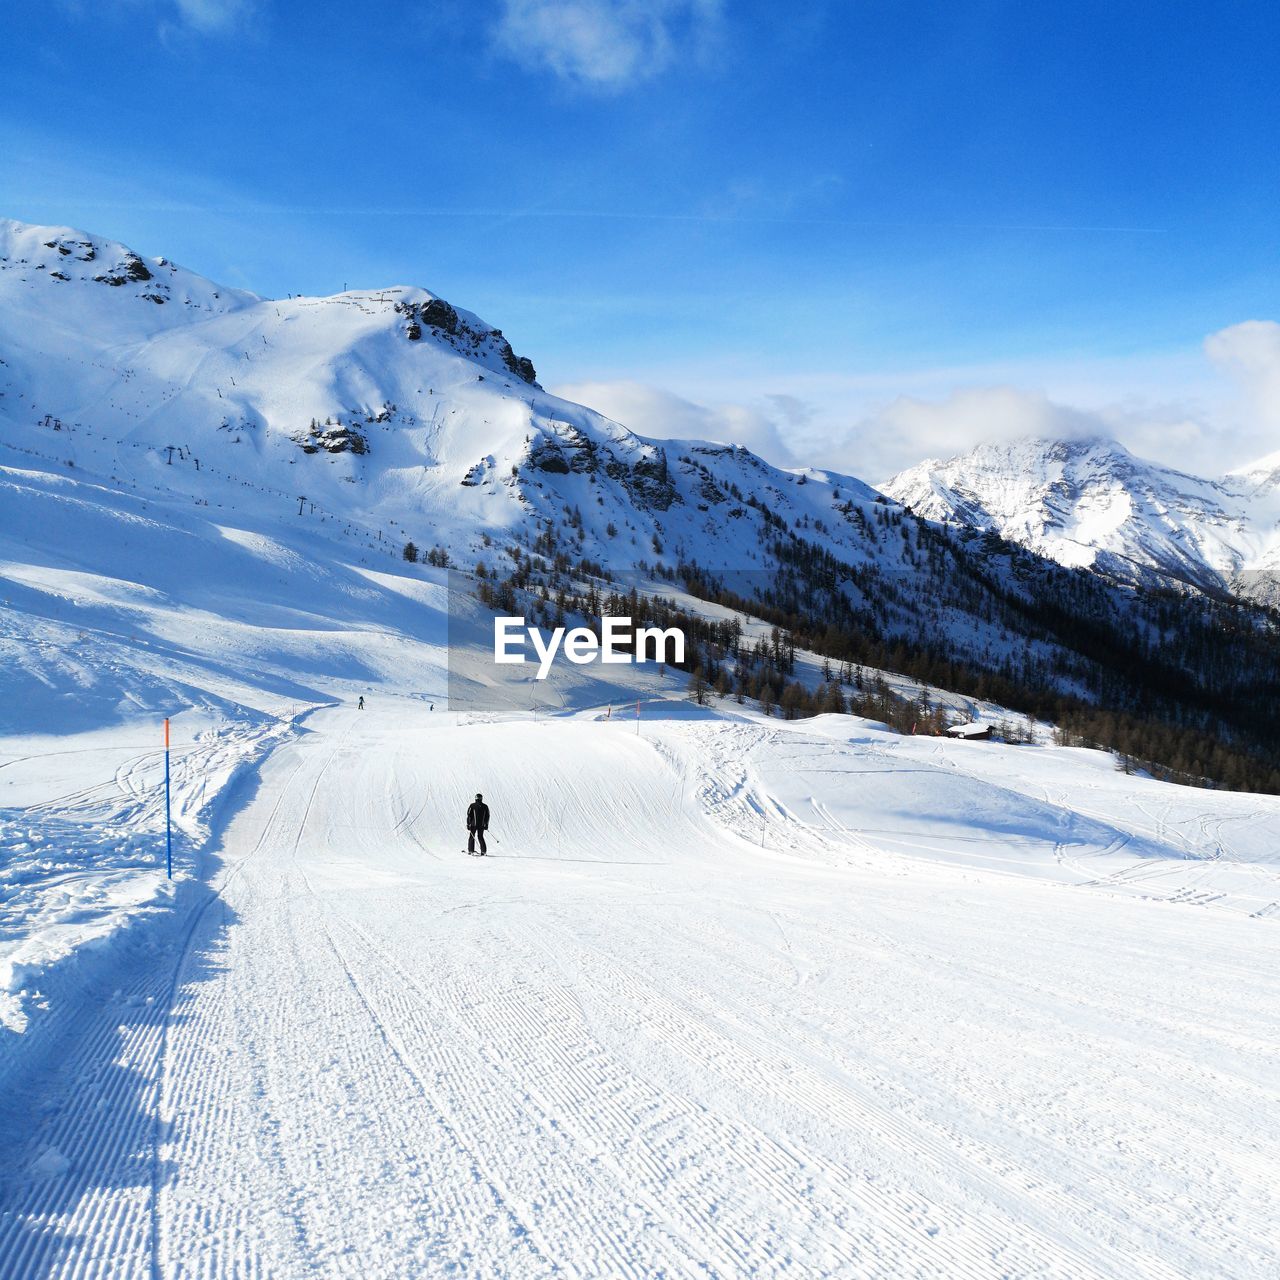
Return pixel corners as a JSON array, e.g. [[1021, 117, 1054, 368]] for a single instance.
[[468, 511, 1280, 794]]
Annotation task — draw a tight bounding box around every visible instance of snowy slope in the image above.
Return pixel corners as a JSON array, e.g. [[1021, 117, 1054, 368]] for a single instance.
[[1, 702, 1277, 1278], [4, 217, 1280, 1278], [4, 215, 1278, 1034], [883, 436, 1280, 596]]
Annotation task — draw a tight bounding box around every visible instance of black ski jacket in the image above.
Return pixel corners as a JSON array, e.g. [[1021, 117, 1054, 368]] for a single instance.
[[467, 801, 490, 832]]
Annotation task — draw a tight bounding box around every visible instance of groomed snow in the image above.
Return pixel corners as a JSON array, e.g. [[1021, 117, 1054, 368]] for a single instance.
[[1, 701, 1277, 1278]]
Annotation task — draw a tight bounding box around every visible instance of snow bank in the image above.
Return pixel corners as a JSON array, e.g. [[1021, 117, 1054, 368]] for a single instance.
[[0, 712, 294, 1035]]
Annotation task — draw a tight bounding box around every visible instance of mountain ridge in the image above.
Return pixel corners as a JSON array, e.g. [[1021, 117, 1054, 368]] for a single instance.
[[882, 433, 1280, 599], [4, 215, 1280, 792]]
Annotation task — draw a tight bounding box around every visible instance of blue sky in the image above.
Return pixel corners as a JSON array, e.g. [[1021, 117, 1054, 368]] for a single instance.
[[3, 1, 1279, 477]]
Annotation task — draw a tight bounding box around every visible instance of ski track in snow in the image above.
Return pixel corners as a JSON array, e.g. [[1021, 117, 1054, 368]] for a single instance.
[[1, 707, 1278, 1278]]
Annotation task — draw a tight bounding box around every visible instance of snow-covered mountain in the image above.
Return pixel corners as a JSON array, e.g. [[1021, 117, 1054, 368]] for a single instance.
[[4, 216, 1279, 793], [0, 216, 1072, 727], [2, 216, 894, 572], [882, 436, 1280, 598]]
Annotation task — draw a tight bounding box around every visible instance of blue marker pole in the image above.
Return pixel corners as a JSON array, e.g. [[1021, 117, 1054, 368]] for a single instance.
[[164, 717, 172, 879]]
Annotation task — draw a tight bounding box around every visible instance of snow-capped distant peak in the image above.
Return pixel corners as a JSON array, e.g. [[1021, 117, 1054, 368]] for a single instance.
[[882, 434, 1280, 592], [1227, 447, 1280, 487]]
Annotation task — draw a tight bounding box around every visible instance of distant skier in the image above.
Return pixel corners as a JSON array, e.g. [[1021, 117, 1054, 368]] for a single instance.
[[467, 793, 490, 856], [358, 695, 365, 711]]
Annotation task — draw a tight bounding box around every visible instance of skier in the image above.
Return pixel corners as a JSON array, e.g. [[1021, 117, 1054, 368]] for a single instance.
[[467, 793, 490, 856], [358, 695, 365, 710]]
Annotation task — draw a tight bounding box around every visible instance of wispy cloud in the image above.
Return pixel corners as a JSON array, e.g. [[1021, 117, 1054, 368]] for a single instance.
[[551, 379, 797, 464], [1205, 320, 1280, 434], [868, 387, 1105, 471], [552, 328, 1278, 485], [170, 0, 253, 33], [81, 0, 255, 37], [790, 380, 1233, 486], [492, 0, 723, 91]]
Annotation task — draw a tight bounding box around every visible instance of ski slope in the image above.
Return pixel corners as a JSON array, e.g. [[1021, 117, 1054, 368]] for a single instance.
[[2, 703, 1278, 1278], [3, 213, 1279, 1277]]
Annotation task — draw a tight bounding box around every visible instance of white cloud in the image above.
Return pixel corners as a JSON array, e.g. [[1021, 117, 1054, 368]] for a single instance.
[[493, 0, 722, 90], [1205, 320, 1280, 433], [556, 323, 1280, 486], [172, 0, 251, 32], [87, 0, 253, 35], [582, 372, 1248, 485], [552, 379, 798, 464], [826, 386, 1240, 485], [554, 377, 1205, 486], [763, 393, 815, 431], [863, 387, 1104, 472]]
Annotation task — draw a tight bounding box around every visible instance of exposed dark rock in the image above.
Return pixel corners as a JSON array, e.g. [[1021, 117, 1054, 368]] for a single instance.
[[92, 253, 157, 289], [295, 419, 369, 456], [633, 450, 669, 484], [527, 426, 600, 475], [698, 473, 725, 504], [629, 447, 678, 511], [566, 428, 597, 472], [528, 438, 570, 474], [497, 337, 538, 385], [602, 446, 679, 510], [421, 298, 459, 334], [394, 296, 539, 385]]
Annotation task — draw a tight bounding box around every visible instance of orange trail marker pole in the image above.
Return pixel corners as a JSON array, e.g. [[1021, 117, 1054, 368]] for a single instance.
[[164, 718, 172, 880]]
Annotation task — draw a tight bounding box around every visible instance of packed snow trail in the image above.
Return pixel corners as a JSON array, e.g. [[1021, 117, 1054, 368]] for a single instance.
[[2, 706, 1278, 1278]]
